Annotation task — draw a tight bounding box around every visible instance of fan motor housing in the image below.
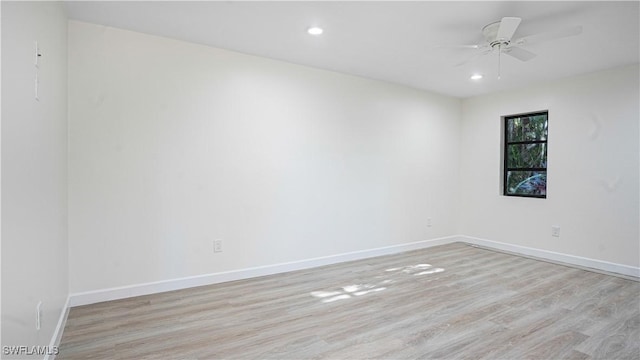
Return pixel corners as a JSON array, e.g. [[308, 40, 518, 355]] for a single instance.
[[483, 21, 511, 49]]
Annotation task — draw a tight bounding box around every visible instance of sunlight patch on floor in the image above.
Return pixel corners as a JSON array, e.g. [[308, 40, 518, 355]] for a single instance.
[[311, 263, 445, 303]]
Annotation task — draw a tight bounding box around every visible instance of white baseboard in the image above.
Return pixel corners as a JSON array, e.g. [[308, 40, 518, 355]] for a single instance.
[[68, 235, 639, 308], [68, 235, 456, 307], [458, 235, 640, 278], [45, 296, 70, 360]]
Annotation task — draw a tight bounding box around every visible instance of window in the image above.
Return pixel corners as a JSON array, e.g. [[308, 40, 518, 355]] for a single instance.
[[503, 111, 548, 198]]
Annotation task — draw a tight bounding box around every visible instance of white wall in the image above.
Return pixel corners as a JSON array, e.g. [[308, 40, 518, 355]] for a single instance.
[[1, 0, 68, 353], [68, 21, 461, 293], [459, 64, 640, 268]]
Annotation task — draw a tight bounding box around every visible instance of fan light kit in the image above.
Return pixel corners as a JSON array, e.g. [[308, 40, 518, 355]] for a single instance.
[[447, 17, 582, 79], [307, 27, 323, 35]]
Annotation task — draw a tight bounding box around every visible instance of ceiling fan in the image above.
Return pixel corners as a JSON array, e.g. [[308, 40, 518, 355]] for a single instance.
[[450, 17, 582, 78]]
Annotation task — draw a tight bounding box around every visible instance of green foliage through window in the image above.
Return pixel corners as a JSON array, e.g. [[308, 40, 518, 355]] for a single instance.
[[504, 112, 548, 198]]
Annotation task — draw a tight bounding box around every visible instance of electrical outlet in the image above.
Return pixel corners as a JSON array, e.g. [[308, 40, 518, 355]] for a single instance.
[[36, 301, 42, 330], [214, 239, 223, 253], [551, 225, 561, 237], [427, 218, 432, 227]]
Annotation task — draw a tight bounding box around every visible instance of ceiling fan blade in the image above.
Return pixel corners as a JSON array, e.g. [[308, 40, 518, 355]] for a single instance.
[[515, 25, 583, 46], [504, 46, 537, 61], [496, 17, 522, 41], [454, 46, 492, 67], [433, 44, 481, 50]]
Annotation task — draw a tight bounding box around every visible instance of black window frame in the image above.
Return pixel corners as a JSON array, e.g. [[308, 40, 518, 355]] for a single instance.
[[503, 111, 548, 199]]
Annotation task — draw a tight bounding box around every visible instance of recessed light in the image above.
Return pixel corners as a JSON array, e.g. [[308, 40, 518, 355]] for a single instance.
[[470, 74, 483, 80], [307, 27, 323, 35]]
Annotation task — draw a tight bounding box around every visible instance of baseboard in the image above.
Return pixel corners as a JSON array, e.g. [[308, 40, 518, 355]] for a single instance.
[[68, 234, 638, 308], [68, 235, 456, 307], [45, 296, 70, 360], [458, 235, 640, 279]]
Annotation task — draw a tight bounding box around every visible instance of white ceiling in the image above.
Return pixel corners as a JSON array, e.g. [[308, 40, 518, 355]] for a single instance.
[[65, 1, 639, 98]]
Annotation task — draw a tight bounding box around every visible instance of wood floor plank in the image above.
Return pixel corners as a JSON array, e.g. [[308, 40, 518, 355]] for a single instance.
[[58, 242, 640, 359]]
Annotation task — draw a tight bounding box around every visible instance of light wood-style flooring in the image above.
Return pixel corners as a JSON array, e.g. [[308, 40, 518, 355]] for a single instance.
[[58, 242, 640, 359]]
